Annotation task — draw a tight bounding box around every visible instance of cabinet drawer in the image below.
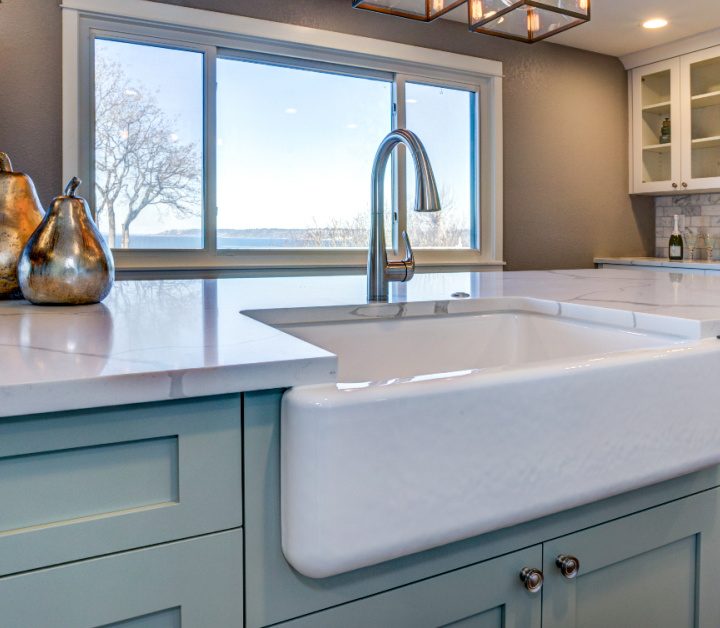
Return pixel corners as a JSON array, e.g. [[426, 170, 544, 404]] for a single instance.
[[0, 529, 243, 628], [0, 395, 242, 576], [277, 546, 542, 628]]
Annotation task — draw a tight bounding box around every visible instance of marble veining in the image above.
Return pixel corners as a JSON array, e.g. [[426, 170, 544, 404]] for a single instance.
[[4, 268, 720, 417]]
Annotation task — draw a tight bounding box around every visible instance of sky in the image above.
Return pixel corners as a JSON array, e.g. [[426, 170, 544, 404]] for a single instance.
[[95, 39, 473, 248]]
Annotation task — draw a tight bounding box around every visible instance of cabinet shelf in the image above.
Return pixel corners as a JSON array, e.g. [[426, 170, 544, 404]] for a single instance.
[[692, 135, 720, 149], [642, 100, 671, 114], [691, 90, 720, 109], [643, 143, 671, 153]]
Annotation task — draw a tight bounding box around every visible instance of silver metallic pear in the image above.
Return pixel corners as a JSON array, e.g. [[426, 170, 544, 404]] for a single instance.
[[18, 177, 114, 305]]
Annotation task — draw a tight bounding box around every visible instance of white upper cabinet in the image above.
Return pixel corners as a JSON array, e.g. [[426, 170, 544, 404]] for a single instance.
[[681, 45, 720, 192], [631, 45, 720, 194], [632, 58, 681, 194]]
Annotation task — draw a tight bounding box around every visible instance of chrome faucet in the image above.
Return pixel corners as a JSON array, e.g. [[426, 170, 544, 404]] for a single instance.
[[367, 129, 441, 302]]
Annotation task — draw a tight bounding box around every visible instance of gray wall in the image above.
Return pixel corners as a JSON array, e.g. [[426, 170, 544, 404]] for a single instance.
[[0, 0, 654, 271]]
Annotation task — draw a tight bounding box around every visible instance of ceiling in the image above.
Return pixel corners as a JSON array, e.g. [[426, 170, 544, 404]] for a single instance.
[[444, 0, 720, 58]]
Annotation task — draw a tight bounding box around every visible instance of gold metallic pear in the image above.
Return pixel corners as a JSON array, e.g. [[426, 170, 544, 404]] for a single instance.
[[0, 153, 45, 299], [18, 177, 114, 305]]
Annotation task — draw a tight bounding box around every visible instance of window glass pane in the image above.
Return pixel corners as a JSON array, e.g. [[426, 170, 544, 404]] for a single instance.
[[405, 82, 474, 249], [217, 58, 392, 249], [94, 39, 204, 250]]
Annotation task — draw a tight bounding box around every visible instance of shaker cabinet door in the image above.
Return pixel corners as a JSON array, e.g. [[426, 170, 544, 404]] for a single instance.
[[0, 395, 243, 577], [276, 546, 542, 628], [542, 487, 720, 628], [0, 530, 243, 628]]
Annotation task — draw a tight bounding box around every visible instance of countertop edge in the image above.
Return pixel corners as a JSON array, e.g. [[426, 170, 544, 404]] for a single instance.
[[0, 355, 338, 419]]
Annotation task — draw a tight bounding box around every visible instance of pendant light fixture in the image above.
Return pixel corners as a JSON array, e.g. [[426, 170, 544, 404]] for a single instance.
[[353, 0, 590, 43], [352, 0, 467, 22], [468, 0, 590, 43]]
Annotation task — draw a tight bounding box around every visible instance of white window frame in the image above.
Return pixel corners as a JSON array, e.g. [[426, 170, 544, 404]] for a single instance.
[[62, 0, 504, 274]]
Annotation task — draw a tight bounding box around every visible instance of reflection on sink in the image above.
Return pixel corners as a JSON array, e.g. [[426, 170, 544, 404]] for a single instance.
[[264, 309, 686, 384], [245, 298, 719, 580]]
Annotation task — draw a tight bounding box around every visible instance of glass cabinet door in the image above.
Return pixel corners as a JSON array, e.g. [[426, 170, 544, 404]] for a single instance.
[[632, 58, 681, 193], [681, 45, 720, 191]]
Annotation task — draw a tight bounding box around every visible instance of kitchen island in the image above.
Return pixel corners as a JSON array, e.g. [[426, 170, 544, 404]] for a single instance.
[[3, 268, 720, 627]]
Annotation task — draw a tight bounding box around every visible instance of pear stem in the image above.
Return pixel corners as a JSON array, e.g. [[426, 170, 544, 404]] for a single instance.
[[64, 177, 82, 197], [0, 153, 13, 173]]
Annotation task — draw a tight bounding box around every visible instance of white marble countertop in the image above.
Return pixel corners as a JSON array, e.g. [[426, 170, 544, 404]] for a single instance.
[[595, 256, 720, 270], [5, 267, 720, 418]]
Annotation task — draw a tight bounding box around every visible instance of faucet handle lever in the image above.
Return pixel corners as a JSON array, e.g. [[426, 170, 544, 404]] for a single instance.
[[385, 231, 415, 283], [402, 231, 414, 264], [401, 231, 415, 282]]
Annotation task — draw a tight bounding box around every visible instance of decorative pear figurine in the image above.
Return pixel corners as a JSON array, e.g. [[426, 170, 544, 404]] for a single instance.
[[18, 177, 114, 305], [0, 153, 45, 299]]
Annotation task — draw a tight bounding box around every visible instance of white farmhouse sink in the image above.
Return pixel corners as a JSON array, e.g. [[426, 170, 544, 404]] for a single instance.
[[265, 307, 682, 383], [244, 298, 720, 579]]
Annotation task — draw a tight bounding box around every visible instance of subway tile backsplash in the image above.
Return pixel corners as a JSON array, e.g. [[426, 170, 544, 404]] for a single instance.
[[655, 194, 720, 259]]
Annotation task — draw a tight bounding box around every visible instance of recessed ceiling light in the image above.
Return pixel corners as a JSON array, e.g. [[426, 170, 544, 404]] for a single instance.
[[643, 18, 668, 29]]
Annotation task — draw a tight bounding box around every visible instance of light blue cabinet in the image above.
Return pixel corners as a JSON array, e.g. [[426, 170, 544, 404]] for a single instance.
[[2, 390, 720, 627], [270, 487, 720, 628], [0, 395, 243, 628], [0, 530, 243, 628], [542, 488, 720, 628], [277, 547, 542, 628], [0, 395, 242, 576]]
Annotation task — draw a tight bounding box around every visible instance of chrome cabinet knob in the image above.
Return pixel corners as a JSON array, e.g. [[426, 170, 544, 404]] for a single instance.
[[672, 183, 678, 188], [519, 567, 543, 593], [556, 554, 580, 579]]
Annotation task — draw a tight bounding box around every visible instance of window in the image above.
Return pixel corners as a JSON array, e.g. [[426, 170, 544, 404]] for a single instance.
[[94, 39, 204, 249], [216, 56, 392, 249], [404, 81, 476, 249], [67, 1, 502, 271]]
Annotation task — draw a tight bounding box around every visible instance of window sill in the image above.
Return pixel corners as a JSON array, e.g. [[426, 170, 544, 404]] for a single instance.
[[110, 250, 505, 279]]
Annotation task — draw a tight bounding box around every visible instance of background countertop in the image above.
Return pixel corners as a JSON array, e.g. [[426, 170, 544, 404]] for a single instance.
[[595, 256, 720, 271]]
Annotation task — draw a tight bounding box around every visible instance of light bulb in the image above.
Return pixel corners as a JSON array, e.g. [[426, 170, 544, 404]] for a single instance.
[[578, 0, 588, 11], [470, 0, 483, 22], [527, 8, 540, 32], [643, 18, 668, 29], [431, 0, 444, 13]]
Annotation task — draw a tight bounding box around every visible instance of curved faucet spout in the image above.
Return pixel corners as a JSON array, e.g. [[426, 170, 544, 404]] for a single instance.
[[368, 129, 441, 302]]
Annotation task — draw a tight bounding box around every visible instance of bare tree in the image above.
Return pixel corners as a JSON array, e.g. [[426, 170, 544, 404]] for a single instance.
[[409, 187, 470, 248], [304, 214, 370, 248], [94, 57, 201, 248], [303, 186, 468, 249]]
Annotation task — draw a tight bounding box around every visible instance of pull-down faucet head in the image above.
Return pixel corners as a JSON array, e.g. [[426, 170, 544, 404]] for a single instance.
[[407, 136, 442, 214]]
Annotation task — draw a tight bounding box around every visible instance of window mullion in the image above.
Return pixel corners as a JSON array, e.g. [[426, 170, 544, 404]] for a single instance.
[[392, 75, 407, 256], [470, 89, 480, 251], [204, 46, 218, 255]]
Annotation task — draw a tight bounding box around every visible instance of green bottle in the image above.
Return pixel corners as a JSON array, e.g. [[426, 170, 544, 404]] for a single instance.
[[660, 118, 671, 144], [668, 214, 683, 260]]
